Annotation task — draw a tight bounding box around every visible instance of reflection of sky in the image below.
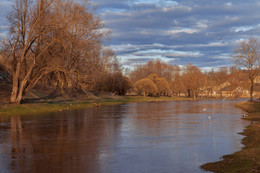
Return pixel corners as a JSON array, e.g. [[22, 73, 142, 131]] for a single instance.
[[1, 0, 260, 69], [99, 100, 249, 173]]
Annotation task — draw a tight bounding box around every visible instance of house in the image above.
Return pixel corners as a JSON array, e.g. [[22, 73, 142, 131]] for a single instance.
[[254, 83, 260, 98], [254, 75, 260, 84]]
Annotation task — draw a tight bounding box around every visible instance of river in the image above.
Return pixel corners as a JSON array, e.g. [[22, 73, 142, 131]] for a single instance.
[[0, 99, 250, 173]]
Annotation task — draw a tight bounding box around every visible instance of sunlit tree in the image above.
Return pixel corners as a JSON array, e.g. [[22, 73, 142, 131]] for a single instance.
[[233, 38, 260, 101], [155, 78, 172, 96], [182, 64, 206, 99], [134, 78, 158, 96], [2, 0, 106, 103]]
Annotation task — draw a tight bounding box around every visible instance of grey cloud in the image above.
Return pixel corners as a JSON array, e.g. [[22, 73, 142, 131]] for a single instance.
[[122, 57, 154, 66], [0, 1, 11, 23], [1, 0, 260, 69]]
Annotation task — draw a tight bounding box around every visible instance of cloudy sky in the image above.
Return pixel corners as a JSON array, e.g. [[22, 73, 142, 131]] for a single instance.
[[1, 0, 260, 70]]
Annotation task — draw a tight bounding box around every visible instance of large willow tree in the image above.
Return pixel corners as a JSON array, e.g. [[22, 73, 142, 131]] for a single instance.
[[2, 0, 106, 103]]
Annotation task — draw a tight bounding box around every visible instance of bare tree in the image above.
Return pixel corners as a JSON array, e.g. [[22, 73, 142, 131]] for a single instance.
[[233, 38, 260, 101], [98, 72, 132, 95], [130, 59, 176, 84], [155, 78, 171, 96], [170, 65, 185, 96], [147, 74, 171, 96], [3, 0, 105, 103], [92, 48, 132, 95], [182, 64, 206, 99]]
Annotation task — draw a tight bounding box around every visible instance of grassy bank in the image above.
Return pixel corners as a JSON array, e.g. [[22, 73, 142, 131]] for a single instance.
[[201, 101, 260, 172], [0, 95, 190, 116]]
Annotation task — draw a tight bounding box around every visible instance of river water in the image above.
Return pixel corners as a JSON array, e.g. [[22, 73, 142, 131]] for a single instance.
[[0, 99, 250, 173]]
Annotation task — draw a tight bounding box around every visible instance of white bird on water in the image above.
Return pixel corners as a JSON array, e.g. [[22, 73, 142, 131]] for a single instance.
[[208, 116, 211, 119], [202, 108, 207, 111]]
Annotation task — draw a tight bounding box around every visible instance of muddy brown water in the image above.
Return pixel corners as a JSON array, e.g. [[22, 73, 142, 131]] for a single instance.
[[0, 99, 250, 173]]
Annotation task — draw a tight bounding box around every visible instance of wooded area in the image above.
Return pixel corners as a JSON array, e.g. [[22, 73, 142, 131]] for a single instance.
[[129, 59, 256, 99]]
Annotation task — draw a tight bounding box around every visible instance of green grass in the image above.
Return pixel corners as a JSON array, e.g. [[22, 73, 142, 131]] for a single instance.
[[0, 95, 190, 116]]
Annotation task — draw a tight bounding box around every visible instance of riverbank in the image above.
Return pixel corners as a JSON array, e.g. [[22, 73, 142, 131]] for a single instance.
[[201, 101, 260, 172], [0, 95, 191, 116]]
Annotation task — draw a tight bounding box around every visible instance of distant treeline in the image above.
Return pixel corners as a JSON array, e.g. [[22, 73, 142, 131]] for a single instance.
[[129, 59, 252, 99]]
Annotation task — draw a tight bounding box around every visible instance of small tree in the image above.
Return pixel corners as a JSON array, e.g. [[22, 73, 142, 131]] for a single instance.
[[134, 78, 158, 96], [233, 38, 260, 101], [147, 74, 171, 96], [155, 78, 171, 96]]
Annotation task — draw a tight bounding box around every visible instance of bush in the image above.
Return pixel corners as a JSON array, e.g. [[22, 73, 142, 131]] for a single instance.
[[95, 72, 132, 95]]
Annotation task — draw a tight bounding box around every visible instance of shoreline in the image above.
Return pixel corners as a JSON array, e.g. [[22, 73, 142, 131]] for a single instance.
[[0, 95, 191, 116], [201, 101, 260, 172]]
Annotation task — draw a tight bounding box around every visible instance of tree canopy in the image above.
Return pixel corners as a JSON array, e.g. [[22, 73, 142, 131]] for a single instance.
[[134, 78, 158, 96], [2, 0, 107, 103]]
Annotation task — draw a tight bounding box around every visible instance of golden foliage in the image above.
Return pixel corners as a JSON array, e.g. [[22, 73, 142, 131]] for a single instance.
[[155, 78, 172, 96], [134, 78, 158, 96], [2, 0, 107, 103]]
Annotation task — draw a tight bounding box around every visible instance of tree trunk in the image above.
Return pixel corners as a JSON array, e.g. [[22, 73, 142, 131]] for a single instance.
[[15, 80, 26, 104], [187, 90, 191, 97], [10, 63, 21, 103], [10, 78, 19, 103], [10, 61, 32, 104], [249, 79, 254, 101], [11, 82, 25, 104], [193, 90, 196, 100]]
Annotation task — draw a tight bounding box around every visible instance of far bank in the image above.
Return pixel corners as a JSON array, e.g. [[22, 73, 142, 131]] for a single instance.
[[0, 95, 191, 116]]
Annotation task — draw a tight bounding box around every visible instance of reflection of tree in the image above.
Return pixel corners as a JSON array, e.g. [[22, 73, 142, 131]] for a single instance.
[[1, 107, 125, 172], [126, 102, 182, 137], [10, 116, 26, 171]]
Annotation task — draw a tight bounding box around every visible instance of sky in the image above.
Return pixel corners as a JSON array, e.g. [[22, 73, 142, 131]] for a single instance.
[[1, 0, 260, 70]]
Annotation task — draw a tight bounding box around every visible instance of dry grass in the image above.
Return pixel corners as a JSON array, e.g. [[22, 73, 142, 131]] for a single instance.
[[201, 101, 260, 173]]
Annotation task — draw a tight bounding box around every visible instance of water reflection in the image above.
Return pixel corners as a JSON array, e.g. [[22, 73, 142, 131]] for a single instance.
[[0, 100, 249, 173]]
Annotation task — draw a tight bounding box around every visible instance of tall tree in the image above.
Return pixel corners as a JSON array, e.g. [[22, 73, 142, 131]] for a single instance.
[[233, 38, 260, 101], [3, 0, 105, 103], [170, 65, 185, 96], [155, 78, 171, 96], [182, 64, 205, 99]]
